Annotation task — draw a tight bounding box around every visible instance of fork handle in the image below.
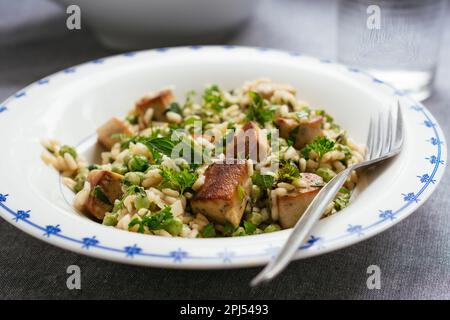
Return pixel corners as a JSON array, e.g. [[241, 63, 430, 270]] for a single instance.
[[251, 168, 352, 286]]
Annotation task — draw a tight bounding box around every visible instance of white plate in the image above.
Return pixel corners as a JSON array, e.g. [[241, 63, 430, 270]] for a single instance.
[[0, 46, 446, 269]]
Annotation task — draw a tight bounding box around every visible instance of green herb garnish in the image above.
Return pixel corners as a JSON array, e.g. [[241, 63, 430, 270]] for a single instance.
[[245, 92, 275, 126], [159, 167, 198, 194], [90, 185, 111, 205], [301, 136, 335, 160], [277, 162, 300, 183], [252, 172, 275, 189]]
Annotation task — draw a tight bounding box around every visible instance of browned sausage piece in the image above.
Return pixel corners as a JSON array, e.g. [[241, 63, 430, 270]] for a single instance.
[[277, 173, 324, 228], [191, 162, 251, 227], [276, 116, 323, 149], [85, 170, 124, 220]]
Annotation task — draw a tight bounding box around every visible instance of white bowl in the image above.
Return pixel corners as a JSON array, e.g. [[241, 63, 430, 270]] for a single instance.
[[53, 0, 261, 50], [0, 46, 446, 269]]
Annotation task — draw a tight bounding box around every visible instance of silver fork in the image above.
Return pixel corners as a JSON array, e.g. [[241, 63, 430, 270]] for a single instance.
[[251, 101, 404, 286]]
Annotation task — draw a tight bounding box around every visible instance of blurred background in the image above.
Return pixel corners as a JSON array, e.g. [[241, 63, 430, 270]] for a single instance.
[[1, 0, 449, 299]]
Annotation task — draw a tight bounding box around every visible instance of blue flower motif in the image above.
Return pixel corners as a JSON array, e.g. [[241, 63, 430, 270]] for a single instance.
[[426, 155, 444, 165], [379, 210, 395, 221], [402, 192, 419, 203], [64, 67, 76, 73], [15, 91, 26, 98], [37, 79, 49, 85], [122, 52, 136, 57], [372, 78, 384, 84], [303, 235, 321, 248], [170, 248, 187, 263], [43, 224, 61, 237], [423, 120, 435, 128], [347, 224, 363, 235], [0, 106, 7, 113], [13, 210, 30, 222], [410, 105, 423, 112], [429, 137, 442, 146], [124, 244, 141, 257], [0, 193, 8, 202], [218, 249, 235, 263], [82, 236, 99, 249], [417, 174, 436, 184]]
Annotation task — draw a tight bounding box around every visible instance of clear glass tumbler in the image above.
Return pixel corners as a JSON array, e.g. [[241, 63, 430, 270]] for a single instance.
[[337, 0, 447, 101]]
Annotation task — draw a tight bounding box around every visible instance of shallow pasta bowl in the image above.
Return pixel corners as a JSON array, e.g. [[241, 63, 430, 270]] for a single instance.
[[0, 46, 446, 268]]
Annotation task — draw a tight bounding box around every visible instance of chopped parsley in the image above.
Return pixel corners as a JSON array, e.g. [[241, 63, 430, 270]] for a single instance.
[[252, 172, 275, 189], [90, 185, 111, 205], [246, 92, 275, 126], [277, 162, 300, 183], [301, 136, 335, 160], [203, 85, 226, 112], [159, 167, 198, 194], [128, 206, 174, 233], [201, 223, 216, 238]]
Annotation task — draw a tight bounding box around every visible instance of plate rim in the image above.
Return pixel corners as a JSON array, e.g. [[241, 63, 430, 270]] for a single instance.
[[0, 45, 447, 269]]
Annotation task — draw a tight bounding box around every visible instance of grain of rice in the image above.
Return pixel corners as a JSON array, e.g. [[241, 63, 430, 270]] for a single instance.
[[41, 152, 56, 166], [73, 181, 91, 211], [153, 229, 173, 237], [284, 146, 299, 162], [166, 111, 182, 124], [333, 160, 346, 172], [64, 153, 78, 171], [164, 195, 178, 205], [162, 188, 180, 198], [101, 152, 112, 164], [270, 190, 279, 221], [144, 107, 154, 124], [62, 177, 76, 190], [277, 182, 295, 191], [192, 174, 205, 191], [117, 214, 132, 230], [306, 159, 318, 170], [299, 158, 307, 172], [123, 194, 136, 213], [170, 200, 184, 217], [137, 208, 149, 217], [292, 178, 308, 188]]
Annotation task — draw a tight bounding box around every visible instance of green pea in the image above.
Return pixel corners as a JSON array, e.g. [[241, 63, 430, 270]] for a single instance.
[[135, 194, 150, 210], [316, 167, 336, 182], [59, 145, 77, 159], [128, 155, 149, 172], [103, 214, 118, 226], [164, 219, 183, 236], [264, 224, 281, 233], [246, 212, 263, 226], [124, 172, 144, 186], [73, 174, 86, 193], [112, 163, 128, 175], [232, 226, 246, 237]]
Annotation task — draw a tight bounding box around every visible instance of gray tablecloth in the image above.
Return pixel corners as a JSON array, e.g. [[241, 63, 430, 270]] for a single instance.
[[0, 0, 449, 300]]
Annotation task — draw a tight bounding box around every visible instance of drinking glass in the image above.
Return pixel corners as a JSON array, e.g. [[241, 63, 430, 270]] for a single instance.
[[337, 0, 447, 101]]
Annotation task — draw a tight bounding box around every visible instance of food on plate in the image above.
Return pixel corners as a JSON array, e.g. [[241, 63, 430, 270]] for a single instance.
[[41, 78, 365, 238]]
